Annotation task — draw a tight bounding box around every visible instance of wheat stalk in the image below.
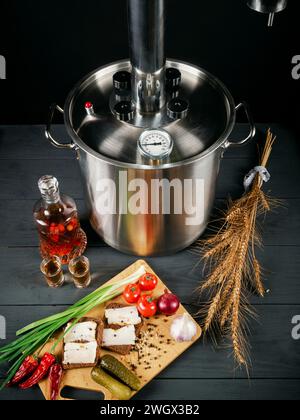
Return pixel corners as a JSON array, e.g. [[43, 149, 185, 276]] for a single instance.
[[203, 289, 223, 332], [219, 274, 238, 328], [252, 257, 265, 297], [194, 129, 277, 370]]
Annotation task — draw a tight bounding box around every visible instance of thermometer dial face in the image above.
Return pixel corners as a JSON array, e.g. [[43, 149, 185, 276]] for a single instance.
[[138, 129, 173, 160]]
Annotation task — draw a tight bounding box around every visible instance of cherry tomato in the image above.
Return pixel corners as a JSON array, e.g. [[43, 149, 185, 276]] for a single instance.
[[50, 234, 59, 242], [137, 294, 157, 318], [123, 284, 141, 304], [50, 224, 59, 234], [139, 273, 158, 291], [58, 224, 65, 233]]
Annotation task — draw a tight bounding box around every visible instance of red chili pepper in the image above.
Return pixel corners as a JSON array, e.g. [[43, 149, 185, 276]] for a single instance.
[[19, 353, 56, 389], [8, 355, 39, 386], [49, 363, 63, 400]]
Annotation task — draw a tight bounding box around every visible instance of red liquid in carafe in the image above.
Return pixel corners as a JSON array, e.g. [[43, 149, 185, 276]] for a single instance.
[[34, 199, 86, 265]]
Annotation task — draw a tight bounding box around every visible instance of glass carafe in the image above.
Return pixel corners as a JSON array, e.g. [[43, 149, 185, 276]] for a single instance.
[[34, 175, 87, 264]]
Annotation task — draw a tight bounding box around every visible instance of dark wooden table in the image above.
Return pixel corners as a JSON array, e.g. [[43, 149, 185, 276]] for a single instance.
[[0, 124, 299, 400]]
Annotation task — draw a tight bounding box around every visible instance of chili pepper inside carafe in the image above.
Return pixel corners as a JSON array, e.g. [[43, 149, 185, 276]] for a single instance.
[[34, 175, 87, 265]]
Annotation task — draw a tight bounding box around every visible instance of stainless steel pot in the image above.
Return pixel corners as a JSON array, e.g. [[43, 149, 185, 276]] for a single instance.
[[45, 0, 255, 256]]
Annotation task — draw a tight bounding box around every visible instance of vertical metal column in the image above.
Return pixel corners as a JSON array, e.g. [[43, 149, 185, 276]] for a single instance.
[[128, 0, 166, 113]]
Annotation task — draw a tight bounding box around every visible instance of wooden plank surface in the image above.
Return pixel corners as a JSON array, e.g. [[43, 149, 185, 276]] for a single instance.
[[0, 198, 296, 247], [0, 124, 299, 400], [0, 246, 299, 306], [0, 154, 299, 200], [0, 379, 299, 401], [1, 126, 299, 201], [1, 304, 299, 380]]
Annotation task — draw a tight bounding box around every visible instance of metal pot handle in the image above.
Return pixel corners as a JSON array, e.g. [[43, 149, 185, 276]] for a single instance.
[[224, 102, 256, 148], [45, 104, 76, 150]]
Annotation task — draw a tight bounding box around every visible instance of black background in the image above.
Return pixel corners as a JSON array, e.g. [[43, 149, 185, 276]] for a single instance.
[[0, 0, 299, 126]]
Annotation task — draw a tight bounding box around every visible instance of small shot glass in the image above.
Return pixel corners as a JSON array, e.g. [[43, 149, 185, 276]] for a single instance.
[[40, 256, 65, 288], [68, 255, 91, 289]]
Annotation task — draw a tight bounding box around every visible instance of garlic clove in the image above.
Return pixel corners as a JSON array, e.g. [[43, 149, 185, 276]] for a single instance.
[[170, 313, 198, 342]]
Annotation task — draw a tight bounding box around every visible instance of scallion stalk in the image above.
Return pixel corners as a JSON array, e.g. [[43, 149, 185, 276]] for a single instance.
[[0, 265, 146, 390]]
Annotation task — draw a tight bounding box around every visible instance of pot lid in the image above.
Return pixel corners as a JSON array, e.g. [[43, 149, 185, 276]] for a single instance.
[[65, 60, 236, 166]]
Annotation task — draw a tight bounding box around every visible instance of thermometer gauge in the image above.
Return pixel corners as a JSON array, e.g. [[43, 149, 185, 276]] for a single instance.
[[138, 129, 173, 160]]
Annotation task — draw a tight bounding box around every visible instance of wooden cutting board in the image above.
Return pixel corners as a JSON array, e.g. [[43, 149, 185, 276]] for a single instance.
[[39, 259, 202, 400]]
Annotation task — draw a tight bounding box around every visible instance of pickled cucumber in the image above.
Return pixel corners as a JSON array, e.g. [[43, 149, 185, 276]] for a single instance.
[[100, 354, 141, 391], [91, 366, 132, 400]]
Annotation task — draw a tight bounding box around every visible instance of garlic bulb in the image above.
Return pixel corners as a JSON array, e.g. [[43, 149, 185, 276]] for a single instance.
[[170, 314, 198, 342]]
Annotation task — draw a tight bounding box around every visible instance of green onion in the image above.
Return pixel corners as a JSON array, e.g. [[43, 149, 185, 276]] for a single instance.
[[0, 266, 146, 390]]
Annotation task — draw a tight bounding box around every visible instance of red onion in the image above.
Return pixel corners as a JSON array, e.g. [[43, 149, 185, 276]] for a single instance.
[[157, 289, 180, 316]]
